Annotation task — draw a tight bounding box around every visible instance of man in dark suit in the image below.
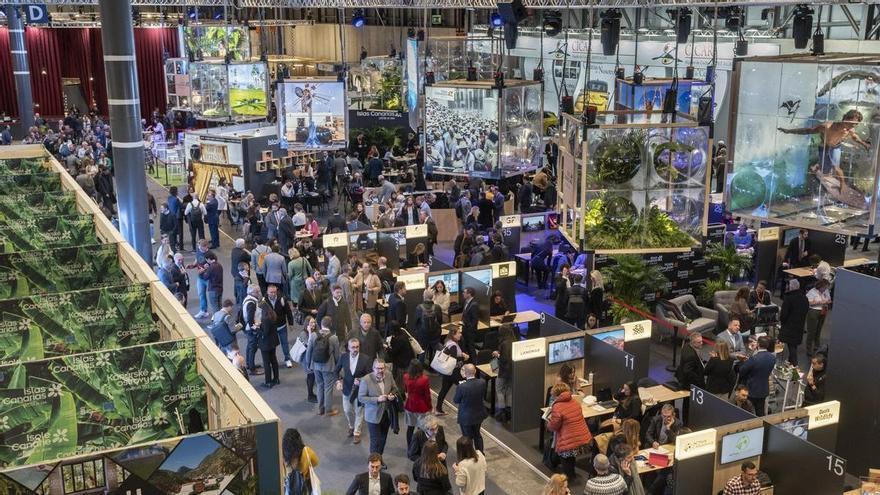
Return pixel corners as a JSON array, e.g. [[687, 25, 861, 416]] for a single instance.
[[299, 277, 322, 320], [675, 331, 706, 390], [335, 338, 372, 444], [461, 287, 480, 358], [376, 256, 395, 293], [644, 403, 683, 448], [345, 453, 394, 495], [277, 208, 296, 258], [738, 336, 777, 416], [454, 364, 488, 452], [386, 281, 407, 332], [785, 228, 811, 267], [317, 285, 353, 341]]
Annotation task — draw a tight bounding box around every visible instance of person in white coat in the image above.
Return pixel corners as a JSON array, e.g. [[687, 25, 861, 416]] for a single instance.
[[453, 436, 487, 495]]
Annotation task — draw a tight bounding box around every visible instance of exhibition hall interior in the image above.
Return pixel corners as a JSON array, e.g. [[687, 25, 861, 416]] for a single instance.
[[2, 0, 880, 494]]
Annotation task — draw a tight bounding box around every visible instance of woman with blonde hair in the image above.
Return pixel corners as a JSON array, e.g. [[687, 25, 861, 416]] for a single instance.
[[542, 474, 570, 495], [705, 340, 736, 397], [589, 269, 605, 324], [607, 418, 641, 456]]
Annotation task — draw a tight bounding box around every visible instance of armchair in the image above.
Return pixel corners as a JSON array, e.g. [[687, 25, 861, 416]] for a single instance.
[[654, 294, 718, 337], [713, 290, 738, 332]]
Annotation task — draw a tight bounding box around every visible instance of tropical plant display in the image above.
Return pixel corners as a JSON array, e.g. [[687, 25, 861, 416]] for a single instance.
[[703, 242, 754, 284], [0, 244, 125, 300], [184, 27, 249, 61], [601, 255, 668, 323], [652, 140, 696, 183], [0, 215, 97, 253], [0, 159, 49, 175], [0, 284, 160, 364], [0, 339, 206, 468], [0, 192, 77, 222], [582, 197, 695, 250], [375, 65, 404, 111], [0, 173, 61, 194], [349, 127, 403, 152], [589, 129, 646, 185]]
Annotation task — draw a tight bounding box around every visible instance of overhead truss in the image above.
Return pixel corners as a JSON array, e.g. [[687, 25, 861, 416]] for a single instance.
[[1, 0, 862, 8]]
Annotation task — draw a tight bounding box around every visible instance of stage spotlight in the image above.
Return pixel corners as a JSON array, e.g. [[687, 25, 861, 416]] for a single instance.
[[792, 5, 813, 49], [723, 7, 743, 31], [542, 11, 562, 37], [600, 9, 622, 56], [352, 9, 366, 28], [187, 7, 197, 20], [812, 28, 825, 55], [213, 8, 223, 21], [735, 34, 748, 57], [490, 12, 503, 28], [671, 8, 691, 44]]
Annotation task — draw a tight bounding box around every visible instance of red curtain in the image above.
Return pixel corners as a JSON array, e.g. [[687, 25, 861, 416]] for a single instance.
[[0, 29, 17, 118], [133, 28, 179, 120], [57, 28, 95, 114], [25, 27, 64, 118], [88, 28, 108, 117]]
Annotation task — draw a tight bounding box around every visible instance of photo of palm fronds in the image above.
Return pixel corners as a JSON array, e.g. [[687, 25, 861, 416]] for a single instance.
[[0, 159, 50, 176], [0, 215, 97, 254], [0, 244, 125, 301], [0, 193, 77, 222], [0, 174, 61, 194]]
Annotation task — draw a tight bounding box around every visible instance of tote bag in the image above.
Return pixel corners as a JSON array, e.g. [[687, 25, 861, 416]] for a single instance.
[[431, 345, 457, 376], [290, 337, 308, 364], [308, 456, 321, 495], [402, 329, 424, 355]]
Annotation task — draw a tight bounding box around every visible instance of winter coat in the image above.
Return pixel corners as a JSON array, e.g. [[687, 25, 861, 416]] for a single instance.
[[546, 391, 593, 453]]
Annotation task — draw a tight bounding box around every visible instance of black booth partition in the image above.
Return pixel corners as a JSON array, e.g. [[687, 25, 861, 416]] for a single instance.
[[499, 214, 522, 256], [586, 333, 637, 397], [687, 385, 756, 431], [376, 228, 406, 272], [761, 423, 846, 494], [490, 261, 517, 313], [461, 271, 491, 323]]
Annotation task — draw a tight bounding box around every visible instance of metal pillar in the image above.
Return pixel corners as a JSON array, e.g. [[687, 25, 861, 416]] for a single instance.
[[98, 0, 152, 263], [5, 6, 35, 132]]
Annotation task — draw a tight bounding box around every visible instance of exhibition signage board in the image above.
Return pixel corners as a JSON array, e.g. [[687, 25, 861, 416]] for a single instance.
[[0, 339, 206, 469], [406, 224, 428, 239], [0, 244, 125, 301], [398, 272, 427, 291], [0, 215, 97, 253], [511, 338, 547, 362], [323, 232, 348, 248], [490, 261, 516, 279], [757, 227, 780, 242], [622, 320, 651, 342], [675, 428, 717, 460], [595, 250, 708, 303], [0, 192, 77, 222], [805, 401, 840, 430], [0, 284, 160, 365]]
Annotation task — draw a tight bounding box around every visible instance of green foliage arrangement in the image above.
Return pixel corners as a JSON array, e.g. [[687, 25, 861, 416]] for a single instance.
[[0, 159, 50, 175], [0, 173, 61, 194], [704, 242, 753, 283], [698, 279, 730, 307], [583, 197, 695, 250], [375, 66, 404, 111], [602, 255, 668, 323], [349, 127, 403, 152], [185, 27, 248, 61], [590, 130, 646, 185]]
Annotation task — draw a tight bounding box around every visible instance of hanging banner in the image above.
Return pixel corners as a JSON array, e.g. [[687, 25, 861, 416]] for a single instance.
[[0, 339, 206, 469], [0, 244, 125, 301], [0, 284, 160, 365], [0, 192, 77, 222], [0, 215, 97, 254]]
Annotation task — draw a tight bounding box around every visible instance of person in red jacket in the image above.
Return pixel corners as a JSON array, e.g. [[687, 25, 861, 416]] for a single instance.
[[403, 359, 433, 449], [546, 382, 593, 481]]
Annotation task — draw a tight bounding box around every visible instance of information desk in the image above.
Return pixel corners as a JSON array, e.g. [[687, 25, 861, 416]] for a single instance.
[[476, 363, 498, 415]]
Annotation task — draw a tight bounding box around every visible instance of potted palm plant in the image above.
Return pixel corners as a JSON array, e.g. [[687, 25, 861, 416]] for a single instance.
[[602, 255, 667, 323]]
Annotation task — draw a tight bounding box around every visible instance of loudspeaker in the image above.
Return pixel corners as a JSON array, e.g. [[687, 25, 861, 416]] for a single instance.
[[685, 66, 695, 79], [812, 31, 824, 55], [698, 96, 713, 126], [532, 67, 544, 82], [615, 67, 625, 80], [600, 11, 621, 56], [497, 0, 526, 24], [584, 105, 598, 125], [705, 65, 715, 83], [503, 23, 519, 50], [425, 71, 435, 85], [467, 66, 478, 81], [560, 95, 573, 114], [675, 9, 692, 44], [633, 71, 644, 85], [735, 39, 748, 57]]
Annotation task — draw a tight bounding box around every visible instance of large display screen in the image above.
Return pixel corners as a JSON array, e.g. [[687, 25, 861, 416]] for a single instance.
[[183, 26, 249, 61], [428, 272, 459, 294], [549, 337, 585, 365], [777, 417, 809, 440], [406, 38, 419, 112], [228, 63, 268, 117], [720, 427, 765, 465], [425, 85, 499, 178], [463, 268, 492, 286], [277, 80, 347, 150]]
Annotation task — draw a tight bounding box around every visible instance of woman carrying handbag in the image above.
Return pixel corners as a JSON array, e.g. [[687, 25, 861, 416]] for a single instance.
[[432, 327, 469, 417], [283, 428, 320, 495]]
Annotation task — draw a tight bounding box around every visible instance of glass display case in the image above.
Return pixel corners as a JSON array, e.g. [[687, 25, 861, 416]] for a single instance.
[[727, 54, 880, 235], [615, 77, 712, 117], [425, 37, 497, 82], [425, 79, 543, 179], [164, 58, 191, 111], [557, 111, 711, 253], [190, 62, 230, 119]]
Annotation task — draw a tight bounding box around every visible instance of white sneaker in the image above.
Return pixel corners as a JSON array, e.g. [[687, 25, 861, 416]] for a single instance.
[[194, 311, 207, 319], [285, 360, 293, 368]]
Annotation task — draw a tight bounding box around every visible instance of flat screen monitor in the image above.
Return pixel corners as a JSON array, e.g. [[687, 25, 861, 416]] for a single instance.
[[548, 337, 585, 365], [350, 232, 376, 251], [720, 427, 765, 465], [463, 268, 492, 286], [277, 80, 346, 150], [777, 417, 808, 441], [592, 329, 625, 351], [522, 214, 546, 232], [427, 273, 459, 294]]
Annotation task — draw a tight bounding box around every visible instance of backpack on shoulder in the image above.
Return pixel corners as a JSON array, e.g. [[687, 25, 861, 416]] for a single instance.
[[311, 333, 331, 363]]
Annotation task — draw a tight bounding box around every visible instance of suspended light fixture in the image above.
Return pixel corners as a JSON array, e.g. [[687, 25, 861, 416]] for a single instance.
[[542, 11, 562, 37], [600, 9, 622, 56], [352, 9, 366, 28], [792, 4, 814, 50], [489, 12, 503, 28]]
